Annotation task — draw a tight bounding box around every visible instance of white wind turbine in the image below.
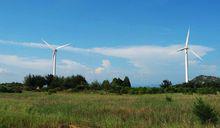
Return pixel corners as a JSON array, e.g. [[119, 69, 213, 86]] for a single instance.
[[177, 28, 203, 83], [42, 39, 70, 76]]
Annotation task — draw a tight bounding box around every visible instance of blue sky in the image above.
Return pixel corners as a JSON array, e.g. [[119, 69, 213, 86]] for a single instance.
[[0, 0, 219, 86]]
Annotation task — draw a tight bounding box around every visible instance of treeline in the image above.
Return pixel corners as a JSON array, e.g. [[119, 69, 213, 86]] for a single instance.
[[23, 74, 131, 94], [130, 80, 220, 95], [0, 82, 23, 93], [1, 75, 220, 94]]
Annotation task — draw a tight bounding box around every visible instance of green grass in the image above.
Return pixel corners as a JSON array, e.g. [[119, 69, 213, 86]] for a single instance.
[[0, 92, 219, 128]]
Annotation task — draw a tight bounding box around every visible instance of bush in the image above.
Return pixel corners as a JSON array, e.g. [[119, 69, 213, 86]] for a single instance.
[[24, 75, 46, 90], [193, 98, 218, 124], [165, 96, 172, 102], [48, 89, 57, 95], [196, 88, 217, 94], [0, 83, 23, 93]]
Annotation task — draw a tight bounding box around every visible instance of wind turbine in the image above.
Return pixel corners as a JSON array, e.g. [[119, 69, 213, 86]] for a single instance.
[[177, 28, 203, 83], [42, 39, 70, 76]]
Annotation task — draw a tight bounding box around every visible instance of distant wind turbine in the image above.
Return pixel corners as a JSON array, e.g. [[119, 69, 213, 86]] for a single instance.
[[177, 28, 203, 83], [42, 39, 70, 76]]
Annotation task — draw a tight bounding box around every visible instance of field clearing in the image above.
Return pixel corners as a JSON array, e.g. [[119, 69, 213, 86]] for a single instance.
[[0, 92, 219, 128]]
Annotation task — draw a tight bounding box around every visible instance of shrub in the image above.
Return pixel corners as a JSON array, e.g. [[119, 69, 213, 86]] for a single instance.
[[48, 89, 57, 95], [0, 83, 23, 93], [193, 97, 218, 124], [165, 96, 172, 102], [196, 88, 217, 94], [24, 75, 46, 90]]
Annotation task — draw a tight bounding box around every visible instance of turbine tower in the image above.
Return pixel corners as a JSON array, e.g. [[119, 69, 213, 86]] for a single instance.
[[177, 28, 203, 83], [42, 39, 70, 76]]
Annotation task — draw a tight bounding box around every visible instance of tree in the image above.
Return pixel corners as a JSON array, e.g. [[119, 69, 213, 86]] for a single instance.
[[160, 80, 172, 89], [24, 75, 34, 90], [122, 76, 131, 88], [45, 74, 54, 87], [110, 78, 125, 94], [24, 75, 46, 90], [90, 80, 101, 90], [101, 80, 111, 91], [34, 75, 46, 89], [74, 75, 88, 86], [49, 76, 64, 89], [63, 75, 77, 89]]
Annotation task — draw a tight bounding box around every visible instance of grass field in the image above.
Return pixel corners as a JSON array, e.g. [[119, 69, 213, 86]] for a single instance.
[[0, 92, 219, 128]]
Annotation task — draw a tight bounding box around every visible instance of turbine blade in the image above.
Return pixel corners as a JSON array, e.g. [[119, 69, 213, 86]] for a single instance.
[[42, 39, 54, 49], [56, 43, 70, 49], [190, 49, 203, 61], [185, 27, 190, 48], [177, 48, 185, 52]]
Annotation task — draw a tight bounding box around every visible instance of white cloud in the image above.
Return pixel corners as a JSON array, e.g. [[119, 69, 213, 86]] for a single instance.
[[0, 40, 213, 68], [91, 45, 213, 73], [0, 40, 216, 84], [0, 54, 50, 70], [0, 54, 93, 77], [0, 40, 88, 53], [95, 67, 105, 74], [95, 59, 111, 74], [0, 40, 46, 49]]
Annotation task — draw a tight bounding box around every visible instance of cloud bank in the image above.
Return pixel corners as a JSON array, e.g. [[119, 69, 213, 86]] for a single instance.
[[0, 40, 216, 84]]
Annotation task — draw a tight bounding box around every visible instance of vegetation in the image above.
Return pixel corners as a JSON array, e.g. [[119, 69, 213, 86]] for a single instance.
[[1, 75, 220, 127], [0, 82, 23, 93], [165, 95, 173, 102], [23, 74, 132, 94], [0, 92, 219, 128], [2, 75, 220, 95], [193, 97, 219, 125]]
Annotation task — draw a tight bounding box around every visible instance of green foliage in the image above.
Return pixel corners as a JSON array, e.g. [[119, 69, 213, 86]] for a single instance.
[[62, 75, 88, 91], [122, 76, 131, 88], [74, 75, 88, 85], [196, 88, 218, 94], [24, 75, 46, 90], [165, 96, 172, 102], [110, 77, 131, 94], [21, 74, 220, 95], [24, 74, 88, 92], [44, 74, 54, 87], [90, 80, 101, 90], [101, 80, 111, 91], [48, 76, 64, 89], [0, 82, 23, 93], [1, 92, 220, 127], [160, 80, 172, 89], [48, 89, 57, 95], [193, 98, 218, 124]]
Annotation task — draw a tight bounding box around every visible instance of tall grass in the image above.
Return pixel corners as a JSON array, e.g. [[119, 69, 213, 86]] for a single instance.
[[0, 92, 219, 128]]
